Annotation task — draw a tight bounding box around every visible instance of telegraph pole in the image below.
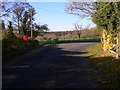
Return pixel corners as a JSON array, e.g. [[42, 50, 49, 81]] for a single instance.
[[30, 9, 33, 39]]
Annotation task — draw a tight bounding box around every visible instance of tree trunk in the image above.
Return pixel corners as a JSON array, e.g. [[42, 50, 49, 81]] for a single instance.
[[77, 33, 81, 38], [18, 17, 20, 34]]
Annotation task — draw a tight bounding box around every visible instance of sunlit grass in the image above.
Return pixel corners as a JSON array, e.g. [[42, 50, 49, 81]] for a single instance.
[[87, 43, 103, 56], [58, 38, 100, 43]]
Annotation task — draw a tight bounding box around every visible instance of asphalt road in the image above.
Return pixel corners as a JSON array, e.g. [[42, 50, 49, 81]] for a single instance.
[[3, 42, 99, 88]]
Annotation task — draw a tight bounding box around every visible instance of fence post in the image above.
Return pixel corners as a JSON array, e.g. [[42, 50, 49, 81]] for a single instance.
[[118, 32, 120, 59], [116, 34, 119, 59], [116, 32, 120, 59]]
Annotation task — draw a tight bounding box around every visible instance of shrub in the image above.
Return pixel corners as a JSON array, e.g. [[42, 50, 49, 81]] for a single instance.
[[101, 30, 113, 51], [2, 30, 39, 61]]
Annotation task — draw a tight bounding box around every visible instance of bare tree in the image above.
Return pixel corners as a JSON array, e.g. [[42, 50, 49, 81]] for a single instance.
[[1, 20, 5, 30], [74, 23, 83, 38], [65, 1, 97, 18]]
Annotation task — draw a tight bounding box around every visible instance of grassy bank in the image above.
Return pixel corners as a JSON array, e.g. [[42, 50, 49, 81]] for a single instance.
[[87, 43, 120, 88], [3, 38, 40, 63]]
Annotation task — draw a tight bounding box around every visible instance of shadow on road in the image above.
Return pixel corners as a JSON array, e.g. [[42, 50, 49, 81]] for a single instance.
[[3, 44, 99, 88]]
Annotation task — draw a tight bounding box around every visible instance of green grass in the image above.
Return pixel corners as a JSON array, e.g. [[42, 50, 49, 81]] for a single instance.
[[58, 38, 100, 43], [38, 39, 57, 45], [87, 43, 103, 56], [37, 38, 100, 44], [87, 43, 120, 88]]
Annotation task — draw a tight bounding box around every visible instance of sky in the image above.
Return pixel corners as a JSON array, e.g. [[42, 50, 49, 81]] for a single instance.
[[28, 2, 96, 32]]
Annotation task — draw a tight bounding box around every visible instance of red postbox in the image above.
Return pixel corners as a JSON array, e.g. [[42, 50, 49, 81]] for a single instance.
[[23, 35, 28, 41]]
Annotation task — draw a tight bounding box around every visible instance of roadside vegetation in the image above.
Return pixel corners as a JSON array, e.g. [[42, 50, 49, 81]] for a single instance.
[[2, 29, 40, 63], [87, 43, 120, 88], [66, 2, 120, 88]]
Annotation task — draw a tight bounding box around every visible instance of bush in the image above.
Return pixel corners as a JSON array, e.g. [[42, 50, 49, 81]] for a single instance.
[[2, 31, 39, 62]]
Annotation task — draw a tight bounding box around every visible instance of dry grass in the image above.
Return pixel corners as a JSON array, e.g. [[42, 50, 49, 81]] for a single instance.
[[87, 43, 120, 88]]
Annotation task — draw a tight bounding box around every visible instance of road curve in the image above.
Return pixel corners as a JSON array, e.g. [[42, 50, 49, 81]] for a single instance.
[[3, 42, 99, 88]]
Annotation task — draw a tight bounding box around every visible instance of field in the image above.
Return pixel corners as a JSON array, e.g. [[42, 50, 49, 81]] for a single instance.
[[58, 38, 100, 43], [37, 38, 100, 44]]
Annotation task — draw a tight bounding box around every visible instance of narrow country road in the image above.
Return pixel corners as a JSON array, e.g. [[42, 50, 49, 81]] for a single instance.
[[3, 42, 99, 88]]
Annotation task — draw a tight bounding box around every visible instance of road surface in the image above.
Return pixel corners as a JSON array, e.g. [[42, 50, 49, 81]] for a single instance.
[[3, 42, 99, 88]]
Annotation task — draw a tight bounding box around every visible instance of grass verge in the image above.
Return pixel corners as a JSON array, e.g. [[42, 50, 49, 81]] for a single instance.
[[87, 43, 120, 88]]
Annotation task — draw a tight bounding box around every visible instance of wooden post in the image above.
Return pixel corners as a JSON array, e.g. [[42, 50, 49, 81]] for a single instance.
[[116, 32, 120, 59], [118, 32, 120, 59], [116, 34, 119, 59]]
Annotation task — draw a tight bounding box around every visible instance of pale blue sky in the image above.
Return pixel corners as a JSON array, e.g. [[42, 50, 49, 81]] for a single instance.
[[28, 2, 96, 32]]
